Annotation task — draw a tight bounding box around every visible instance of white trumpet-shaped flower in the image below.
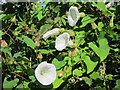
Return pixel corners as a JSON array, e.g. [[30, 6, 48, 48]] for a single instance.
[[35, 62, 56, 85], [55, 33, 73, 51], [43, 28, 60, 40], [68, 6, 80, 27]]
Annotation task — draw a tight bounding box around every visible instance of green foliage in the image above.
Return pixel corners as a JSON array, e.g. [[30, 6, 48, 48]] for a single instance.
[[3, 76, 19, 88], [84, 56, 98, 74], [1, 1, 120, 90], [88, 38, 110, 61]]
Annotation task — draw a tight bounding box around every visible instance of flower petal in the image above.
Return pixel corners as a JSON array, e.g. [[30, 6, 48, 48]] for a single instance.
[[68, 40, 73, 46], [35, 62, 56, 85], [68, 6, 80, 26], [43, 28, 60, 40], [55, 33, 71, 51]]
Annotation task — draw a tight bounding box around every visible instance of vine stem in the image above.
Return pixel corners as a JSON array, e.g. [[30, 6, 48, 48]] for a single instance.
[[12, 72, 29, 82]]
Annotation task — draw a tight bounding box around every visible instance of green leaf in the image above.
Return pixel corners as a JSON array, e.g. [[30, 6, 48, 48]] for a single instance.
[[38, 24, 51, 35], [13, 52, 22, 58], [3, 77, 19, 88], [84, 56, 98, 74], [0, 30, 4, 39], [27, 67, 34, 76], [52, 58, 66, 70], [37, 11, 43, 21], [54, 17, 61, 23], [80, 16, 97, 28], [97, 2, 106, 11], [0, 14, 6, 20], [61, 19, 66, 26], [88, 38, 110, 61], [97, 22, 104, 31], [38, 49, 56, 54], [46, 18, 53, 24], [82, 77, 92, 86], [52, 69, 64, 88], [90, 72, 102, 80], [16, 84, 24, 88], [22, 35, 35, 49], [73, 69, 82, 76], [29, 76, 36, 82]]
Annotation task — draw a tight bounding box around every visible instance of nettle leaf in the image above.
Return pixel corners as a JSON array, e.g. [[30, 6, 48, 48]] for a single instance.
[[80, 16, 97, 28], [38, 24, 51, 35], [52, 58, 66, 70], [22, 35, 35, 49], [3, 77, 19, 88], [88, 38, 110, 61], [84, 56, 98, 74]]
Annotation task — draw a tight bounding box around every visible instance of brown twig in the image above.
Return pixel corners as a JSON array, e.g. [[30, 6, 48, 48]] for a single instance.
[[13, 72, 29, 82], [4, 31, 15, 43], [1, 24, 12, 31], [15, 61, 24, 72], [109, 54, 117, 61]]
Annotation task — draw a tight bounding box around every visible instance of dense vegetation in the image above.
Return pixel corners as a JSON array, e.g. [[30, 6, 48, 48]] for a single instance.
[[0, 1, 120, 89]]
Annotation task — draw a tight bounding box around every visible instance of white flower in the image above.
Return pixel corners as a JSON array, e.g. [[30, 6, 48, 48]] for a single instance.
[[55, 33, 73, 51], [35, 62, 56, 85], [0, 0, 7, 4], [43, 28, 60, 40], [105, 1, 114, 8], [68, 6, 80, 27]]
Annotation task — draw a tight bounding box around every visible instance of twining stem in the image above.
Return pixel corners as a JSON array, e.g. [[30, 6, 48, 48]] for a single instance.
[[12, 72, 29, 82]]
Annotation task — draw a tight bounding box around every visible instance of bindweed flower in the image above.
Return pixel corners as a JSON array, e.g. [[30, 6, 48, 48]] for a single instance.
[[68, 6, 80, 27], [55, 33, 73, 51], [0, 0, 7, 4], [35, 62, 56, 85], [105, 1, 114, 8], [43, 28, 60, 40]]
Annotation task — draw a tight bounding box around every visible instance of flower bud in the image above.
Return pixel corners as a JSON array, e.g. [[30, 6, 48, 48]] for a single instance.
[[37, 53, 43, 59], [35, 40, 40, 47], [34, 5, 38, 9], [110, 16, 114, 27], [1, 40, 8, 47], [24, 26, 29, 30], [65, 67, 69, 73], [11, 15, 16, 23], [80, 12, 85, 17], [62, 52, 68, 56], [73, 43, 77, 48], [59, 28, 65, 33], [14, 31, 18, 36], [68, 50, 72, 57], [8, 59, 13, 64], [58, 71, 64, 78], [21, 60, 24, 64], [92, 22, 97, 29], [69, 30, 75, 36], [72, 48, 79, 56]]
